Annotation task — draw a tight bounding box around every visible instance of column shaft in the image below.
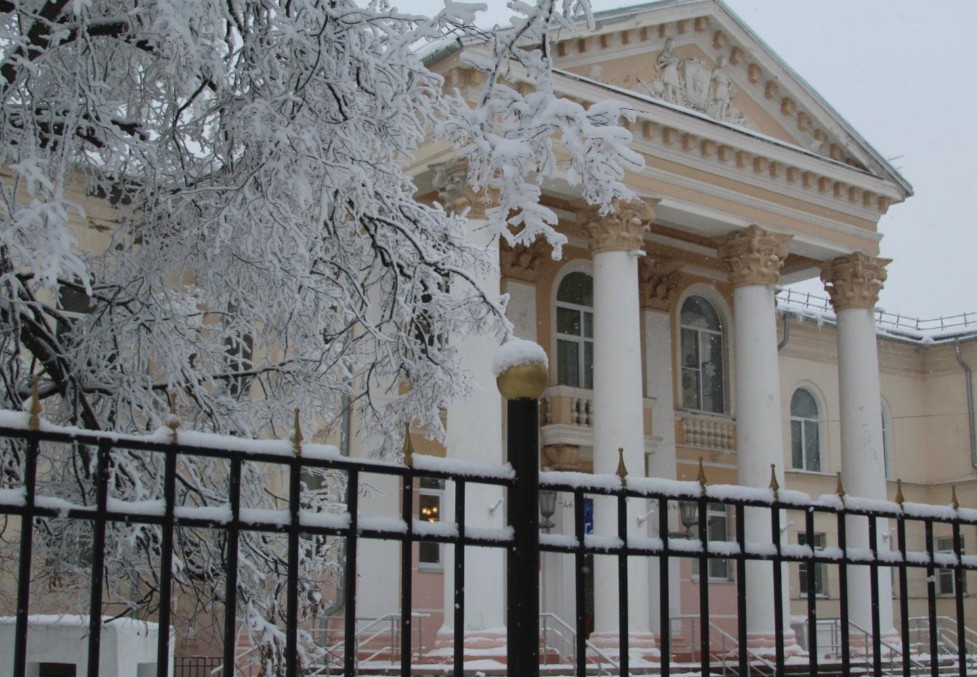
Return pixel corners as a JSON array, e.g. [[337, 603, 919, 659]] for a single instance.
[[823, 252, 894, 635], [584, 199, 657, 654], [592, 248, 649, 635], [719, 224, 794, 648]]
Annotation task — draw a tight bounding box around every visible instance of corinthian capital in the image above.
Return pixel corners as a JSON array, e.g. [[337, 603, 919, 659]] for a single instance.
[[431, 160, 493, 218], [583, 198, 658, 253], [821, 252, 891, 311], [717, 224, 792, 287]]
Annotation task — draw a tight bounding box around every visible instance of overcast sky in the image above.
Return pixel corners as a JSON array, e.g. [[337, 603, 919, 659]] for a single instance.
[[397, 0, 977, 319]]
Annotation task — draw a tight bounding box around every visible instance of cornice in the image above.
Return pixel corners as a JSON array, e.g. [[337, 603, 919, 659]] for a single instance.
[[635, 139, 889, 227], [435, 54, 904, 219], [553, 72, 902, 207], [550, 4, 909, 195], [638, 162, 884, 252]]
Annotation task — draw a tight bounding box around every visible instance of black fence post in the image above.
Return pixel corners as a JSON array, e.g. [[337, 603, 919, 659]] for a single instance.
[[498, 361, 545, 677]]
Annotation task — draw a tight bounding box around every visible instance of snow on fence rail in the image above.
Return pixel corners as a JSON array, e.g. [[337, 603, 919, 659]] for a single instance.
[[2, 408, 976, 676]]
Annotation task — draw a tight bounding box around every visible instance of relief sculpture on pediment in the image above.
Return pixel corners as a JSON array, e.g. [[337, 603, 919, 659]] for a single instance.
[[637, 39, 757, 131]]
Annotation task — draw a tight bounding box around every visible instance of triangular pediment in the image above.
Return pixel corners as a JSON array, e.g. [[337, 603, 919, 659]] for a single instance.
[[549, 0, 906, 190]]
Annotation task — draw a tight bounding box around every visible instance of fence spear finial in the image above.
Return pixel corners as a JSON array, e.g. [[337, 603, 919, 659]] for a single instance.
[[292, 408, 303, 457], [895, 478, 905, 507], [952, 485, 960, 510], [835, 471, 846, 499], [769, 463, 780, 500], [616, 447, 628, 486], [697, 457, 708, 493], [28, 376, 41, 432], [402, 422, 414, 468]]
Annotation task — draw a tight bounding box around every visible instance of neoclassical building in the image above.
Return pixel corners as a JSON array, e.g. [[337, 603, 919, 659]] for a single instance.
[[346, 0, 977, 662]]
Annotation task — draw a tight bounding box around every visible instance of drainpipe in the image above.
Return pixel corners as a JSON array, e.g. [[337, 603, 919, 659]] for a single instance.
[[320, 396, 352, 644], [954, 341, 977, 471], [777, 312, 791, 352]]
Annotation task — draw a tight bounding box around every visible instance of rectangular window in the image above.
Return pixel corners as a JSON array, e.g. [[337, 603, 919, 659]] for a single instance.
[[799, 533, 828, 597], [937, 536, 967, 596], [703, 333, 725, 413], [557, 339, 580, 387], [692, 503, 731, 581], [418, 477, 444, 568], [680, 328, 701, 409]]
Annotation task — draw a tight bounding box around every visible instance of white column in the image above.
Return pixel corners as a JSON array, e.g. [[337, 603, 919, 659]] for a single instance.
[[822, 253, 894, 636], [584, 199, 657, 655], [639, 258, 682, 639], [718, 225, 794, 647], [435, 163, 506, 648]]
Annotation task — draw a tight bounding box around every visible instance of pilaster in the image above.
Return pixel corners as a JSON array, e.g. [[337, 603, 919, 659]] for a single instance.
[[638, 256, 682, 311]]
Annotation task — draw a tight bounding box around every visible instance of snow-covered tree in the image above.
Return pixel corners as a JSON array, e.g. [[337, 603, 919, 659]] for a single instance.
[[0, 0, 641, 669]]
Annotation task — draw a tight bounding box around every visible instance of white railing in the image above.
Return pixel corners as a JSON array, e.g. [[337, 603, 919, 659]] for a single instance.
[[680, 413, 735, 452], [776, 288, 977, 341], [542, 385, 594, 427]]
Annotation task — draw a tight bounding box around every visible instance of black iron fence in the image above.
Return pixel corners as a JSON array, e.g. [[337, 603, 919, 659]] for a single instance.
[[1, 395, 976, 676]]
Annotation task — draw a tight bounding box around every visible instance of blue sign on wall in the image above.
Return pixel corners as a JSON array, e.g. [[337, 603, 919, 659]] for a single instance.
[[583, 498, 594, 535]]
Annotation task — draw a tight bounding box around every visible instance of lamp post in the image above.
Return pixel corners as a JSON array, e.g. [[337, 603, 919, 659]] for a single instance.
[[679, 501, 699, 537], [539, 488, 557, 533], [498, 357, 547, 677]]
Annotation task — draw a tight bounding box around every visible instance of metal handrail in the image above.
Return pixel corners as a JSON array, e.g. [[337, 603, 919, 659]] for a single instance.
[[539, 612, 619, 675], [670, 614, 777, 676], [847, 620, 929, 677], [322, 612, 429, 666], [907, 616, 977, 662], [776, 288, 977, 339]]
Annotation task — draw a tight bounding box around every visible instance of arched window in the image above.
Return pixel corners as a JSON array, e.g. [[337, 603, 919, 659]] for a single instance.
[[790, 388, 822, 472], [556, 271, 594, 388], [680, 296, 726, 413]]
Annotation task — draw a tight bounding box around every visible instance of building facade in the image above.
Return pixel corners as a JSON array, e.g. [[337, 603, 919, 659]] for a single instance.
[[346, 0, 977, 663]]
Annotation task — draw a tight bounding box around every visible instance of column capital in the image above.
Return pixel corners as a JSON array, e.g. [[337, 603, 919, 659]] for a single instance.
[[583, 198, 658, 253], [432, 160, 493, 218], [820, 252, 891, 311], [718, 224, 792, 287], [638, 255, 682, 311]]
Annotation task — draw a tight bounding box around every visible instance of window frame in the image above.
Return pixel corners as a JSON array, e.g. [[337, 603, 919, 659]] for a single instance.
[[554, 270, 594, 389], [418, 477, 445, 570], [679, 295, 728, 414], [937, 536, 967, 596], [790, 387, 824, 473], [691, 502, 733, 582], [798, 532, 829, 598]]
